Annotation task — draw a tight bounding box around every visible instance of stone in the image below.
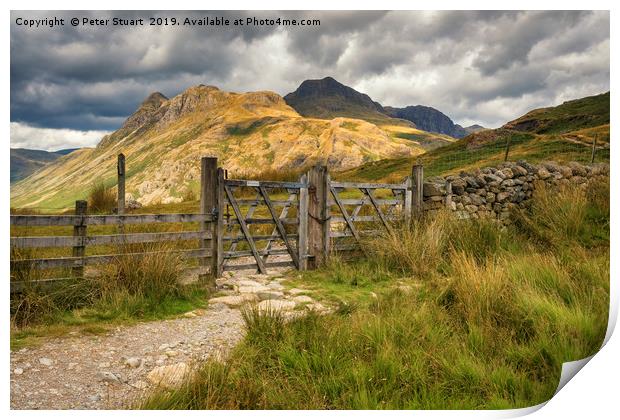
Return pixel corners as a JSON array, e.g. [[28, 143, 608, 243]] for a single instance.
[[465, 205, 478, 213], [266, 282, 285, 291], [469, 194, 483, 206], [147, 363, 191, 389], [464, 176, 480, 188], [89, 395, 102, 402], [208, 302, 228, 311], [496, 192, 511, 202], [131, 380, 149, 390], [257, 290, 284, 300], [292, 295, 314, 304], [238, 280, 264, 288], [209, 294, 258, 307], [237, 285, 270, 294], [288, 288, 310, 295], [499, 168, 514, 179], [124, 357, 142, 368], [423, 182, 444, 197], [558, 166, 573, 178], [165, 350, 179, 357], [306, 303, 329, 313], [38, 358, 53, 366], [98, 362, 111, 368], [566, 161, 587, 177], [257, 300, 297, 312], [501, 179, 515, 187], [537, 168, 551, 179], [451, 180, 466, 195], [97, 371, 121, 384], [14, 368, 24, 375], [513, 165, 528, 176], [485, 192, 496, 203]]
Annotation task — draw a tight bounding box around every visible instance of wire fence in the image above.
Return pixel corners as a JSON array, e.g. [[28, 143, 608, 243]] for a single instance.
[[417, 130, 610, 179]]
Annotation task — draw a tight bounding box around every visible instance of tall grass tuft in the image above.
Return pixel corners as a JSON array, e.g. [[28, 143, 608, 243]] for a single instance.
[[141, 178, 609, 410], [10, 248, 97, 327], [88, 182, 116, 213]]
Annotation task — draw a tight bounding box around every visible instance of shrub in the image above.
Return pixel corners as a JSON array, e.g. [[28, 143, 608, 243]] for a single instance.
[[88, 182, 116, 213]]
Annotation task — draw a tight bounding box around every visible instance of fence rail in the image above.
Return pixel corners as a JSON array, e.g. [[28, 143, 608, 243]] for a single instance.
[[10, 155, 425, 292]]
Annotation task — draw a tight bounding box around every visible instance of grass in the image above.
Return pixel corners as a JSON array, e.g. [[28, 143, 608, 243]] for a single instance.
[[88, 182, 116, 213], [142, 178, 609, 409], [10, 242, 209, 350]]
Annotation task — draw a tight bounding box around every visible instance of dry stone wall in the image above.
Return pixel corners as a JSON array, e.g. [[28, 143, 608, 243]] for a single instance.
[[422, 160, 610, 224]]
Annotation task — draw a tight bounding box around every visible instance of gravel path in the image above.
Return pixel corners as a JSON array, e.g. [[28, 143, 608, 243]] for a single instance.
[[10, 265, 326, 409]]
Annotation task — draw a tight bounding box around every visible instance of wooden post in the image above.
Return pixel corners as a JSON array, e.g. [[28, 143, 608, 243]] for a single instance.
[[215, 168, 226, 277], [117, 154, 125, 214], [411, 165, 424, 219], [444, 180, 453, 210], [200, 157, 218, 286], [591, 134, 598, 164], [504, 137, 511, 162], [404, 176, 412, 225], [298, 173, 309, 271], [307, 165, 329, 268], [72, 200, 87, 278]]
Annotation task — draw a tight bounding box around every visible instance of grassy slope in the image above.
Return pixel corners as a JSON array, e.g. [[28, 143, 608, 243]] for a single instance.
[[338, 92, 610, 182], [11, 86, 438, 210], [142, 177, 609, 409]]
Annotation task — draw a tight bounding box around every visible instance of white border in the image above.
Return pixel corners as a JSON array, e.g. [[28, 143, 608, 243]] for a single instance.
[[3, 1, 617, 419]]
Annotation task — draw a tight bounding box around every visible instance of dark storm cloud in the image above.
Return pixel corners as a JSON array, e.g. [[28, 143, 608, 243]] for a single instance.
[[10, 10, 609, 148]]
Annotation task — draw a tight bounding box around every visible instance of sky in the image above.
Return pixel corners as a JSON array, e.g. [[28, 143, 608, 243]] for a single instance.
[[10, 10, 610, 151]]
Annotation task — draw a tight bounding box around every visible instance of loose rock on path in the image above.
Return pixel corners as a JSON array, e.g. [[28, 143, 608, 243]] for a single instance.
[[10, 266, 327, 409]]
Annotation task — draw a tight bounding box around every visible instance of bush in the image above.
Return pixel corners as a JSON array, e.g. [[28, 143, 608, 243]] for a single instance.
[[88, 182, 116, 213], [10, 248, 98, 327]]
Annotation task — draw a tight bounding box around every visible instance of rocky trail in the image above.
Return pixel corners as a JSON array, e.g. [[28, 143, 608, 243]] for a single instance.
[[10, 267, 327, 409]]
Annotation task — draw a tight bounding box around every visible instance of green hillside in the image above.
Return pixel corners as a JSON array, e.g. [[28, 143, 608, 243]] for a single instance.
[[338, 92, 610, 182]]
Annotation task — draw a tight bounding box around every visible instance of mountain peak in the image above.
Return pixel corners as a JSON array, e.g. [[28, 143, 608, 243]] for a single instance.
[[284, 77, 388, 121], [142, 91, 168, 106]]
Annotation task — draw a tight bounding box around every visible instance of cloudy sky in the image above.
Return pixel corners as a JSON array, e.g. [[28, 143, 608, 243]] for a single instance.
[[10, 10, 609, 150]]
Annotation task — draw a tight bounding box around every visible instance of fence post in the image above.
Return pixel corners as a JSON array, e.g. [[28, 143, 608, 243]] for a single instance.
[[200, 157, 218, 287], [298, 173, 309, 271], [404, 176, 413, 225], [444, 180, 453, 210], [72, 200, 87, 278], [215, 168, 226, 277], [591, 134, 598, 164], [411, 164, 424, 219], [307, 165, 329, 268], [504, 137, 511, 162], [117, 153, 125, 214]]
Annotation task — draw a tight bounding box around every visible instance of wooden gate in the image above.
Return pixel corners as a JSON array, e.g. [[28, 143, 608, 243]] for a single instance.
[[328, 179, 410, 256], [215, 170, 308, 276], [10, 157, 426, 291]]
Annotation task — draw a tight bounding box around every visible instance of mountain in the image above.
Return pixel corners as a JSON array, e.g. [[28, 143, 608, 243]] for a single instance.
[[11, 148, 62, 183], [54, 148, 80, 156], [384, 105, 484, 138], [11, 147, 82, 183], [283, 77, 410, 126], [12, 85, 444, 209], [464, 124, 486, 134], [285, 77, 483, 138], [502, 91, 609, 134], [339, 91, 610, 182]]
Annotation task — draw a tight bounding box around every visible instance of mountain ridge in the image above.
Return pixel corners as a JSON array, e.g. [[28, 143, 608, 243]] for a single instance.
[[12, 84, 438, 208], [284, 77, 483, 137]]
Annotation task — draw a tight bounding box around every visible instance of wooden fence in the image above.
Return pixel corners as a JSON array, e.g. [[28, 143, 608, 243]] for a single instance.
[[10, 156, 425, 292]]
